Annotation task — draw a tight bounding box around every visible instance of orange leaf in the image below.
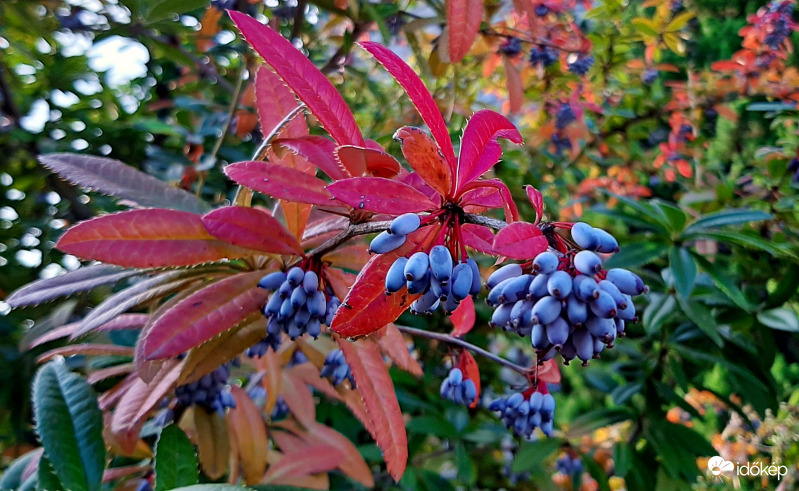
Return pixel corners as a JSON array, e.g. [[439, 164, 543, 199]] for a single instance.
[[226, 386, 268, 484], [185, 407, 230, 480], [337, 337, 407, 481], [457, 351, 481, 408], [280, 368, 316, 427], [376, 324, 423, 377], [503, 56, 523, 114], [263, 444, 343, 484], [36, 343, 133, 363], [393, 126, 452, 197]]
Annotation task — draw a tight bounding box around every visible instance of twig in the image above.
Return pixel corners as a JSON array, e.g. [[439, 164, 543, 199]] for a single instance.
[[463, 213, 508, 231], [395, 325, 533, 376]]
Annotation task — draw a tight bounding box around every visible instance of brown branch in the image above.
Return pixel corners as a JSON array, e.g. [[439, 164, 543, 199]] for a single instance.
[[395, 325, 533, 376]]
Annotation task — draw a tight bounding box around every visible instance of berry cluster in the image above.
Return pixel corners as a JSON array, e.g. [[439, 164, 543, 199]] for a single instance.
[[757, 1, 796, 49], [641, 68, 659, 85], [529, 45, 559, 67], [489, 391, 556, 438], [320, 349, 356, 387], [555, 453, 583, 476], [555, 103, 576, 129], [385, 245, 481, 314], [486, 222, 647, 366], [567, 55, 594, 76], [248, 385, 289, 420], [175, 364, 236, 413], [368, 212, 422, 254], [439, 368, 477, 406], [499, 37, 523, 56], [256, 267, 340, 349]]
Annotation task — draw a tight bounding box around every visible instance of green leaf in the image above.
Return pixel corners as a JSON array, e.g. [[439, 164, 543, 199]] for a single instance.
[[676, 297, 723, 346], [37, 455, 64, 491], [691, 254, 753, 311], [511, 438, 563, 473], [613, 443, 631, 477], [0, 450, 41, 489], [603, 242, 669, 269], [567, 408, 633, 438], [172, 486, 251, 491], [32, 361, 106, 491], [582, 454, 611, 491], [757, 307, 799, 332], [454, 442, 475, 486], [767, 263, 799, 308], [669, 247, 697, 298], [643, 293, 677, 335], [646, 424, 714, 481], [694, 230, 788, 257], [406, 415, 458, 438], [611, 382, 643, 405], [155, 425, 199, 491], [147, 0, 210, 23], [653, 201, 688, 232], [683, 209, 772, 234]]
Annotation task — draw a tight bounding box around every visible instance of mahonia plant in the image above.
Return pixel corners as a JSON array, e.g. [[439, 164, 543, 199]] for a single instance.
[[6, 8, 650, 486]]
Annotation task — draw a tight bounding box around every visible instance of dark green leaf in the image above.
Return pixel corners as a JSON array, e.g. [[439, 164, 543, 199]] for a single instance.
[[669, 247, 697, 298], [676, 297, 723, 346], [683, 209, 771, 234], [147, 0, 210, 23], [32, 361, 106, 491], [643, 293, 677, 335], [757, 307, 799, 332], [406, 415, 458, 438], [603, 242, 669, 269], [653, 201, 688, 232], [0, 450, 41, 490], [567, 408, 634, 438], [454, 442, 475, 486], [767, 263, 799, 308], [696, 230, 788, 257], [691, 254, 753, 311], [512, 438, 563, 473], [611, 382, 643, 405], [37, 455, 64, 491], [155, 425, 199, 491], [613, 443, 631, 477]]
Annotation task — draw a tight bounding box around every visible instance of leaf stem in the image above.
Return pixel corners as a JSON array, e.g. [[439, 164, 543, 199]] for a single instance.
[[395, 325, 532, 376]]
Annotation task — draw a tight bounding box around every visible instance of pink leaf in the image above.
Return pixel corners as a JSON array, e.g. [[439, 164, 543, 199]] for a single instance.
[[230, 11, 363, 146], [225, 160, 333, 205], [359, 42, 457, 173], [326, 177, 438, 214], [525, 185, 544, 224], [492, 221, 548, 259], [538, 359, 562, 384], [460, 178, 519, 222], [450, 295, 476, 337], [37, 344, 134, 363], [201, 206, 304, 256], [461, 224, 495, 254], [503, 56, 523, 114], [336, 146, 401, 179], [460, 186, 504, 209], [274, 136, 349, 180], [337, 337, 407, 481], [56, 210, 253, 268], [455, 110, 522, 193], [28, 314, 148, 350], [446, 0, 484, 63], [281, 368, 317, 427], [393, 127, 452, 197], [263, 444, 343, 484], [330, 226, 438, 338], [255, 66, 308, 139], [141, 271, 268, 359], [6, 264, 138, 308]]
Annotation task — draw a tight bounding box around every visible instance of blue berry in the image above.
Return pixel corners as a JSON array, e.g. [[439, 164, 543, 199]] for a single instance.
[[404, 252, 430, 281], [320, 349, 356, 387], [258, 271, 287, 290], [175, 364, 236, 413], [385, 257, 409, 293], [487, 263, 523, 288], [574, 250, 602, 275], [567, 55, 594, 76], [533, 251, 559, 274], [369, 231, 406, 254], [389, 213, 421, 235], [429, 245, 454, 284], [489, 391, 555, 438], [499, 37, 523, 56]]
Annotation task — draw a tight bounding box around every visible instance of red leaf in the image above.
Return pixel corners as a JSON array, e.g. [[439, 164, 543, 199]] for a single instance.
[[330, 225, 437, 337], [230, 11, 364, 146], [323, 244, 371, 271], [275, 136, 349, 180], [446, 0, 483, 63], [503, 56, 523, 114], [460, 186, 504, 210], [326, 177, 438, 214], [376, 324, 423, 377], [359, 42, 457, 173], [336, 146, 401, 179], [56, 209, 253, 268], [225, 160, 333, 205], [337, 337, 407, 481], [450, 295, 476, 337], [202, 206, 303, 256], [492, 221, 548, 259], [456, 350, 481, 408], [455, 110, 522, 193], [263, 444, 343, 484], [461, 223, 495, 254], [393, 127, 452, 197], [141, 271, 268, 359], [255, 66, 308, 139], [525, 185, 544, 225], [460, 178, 519, 222], [300, 422, 375, 487]]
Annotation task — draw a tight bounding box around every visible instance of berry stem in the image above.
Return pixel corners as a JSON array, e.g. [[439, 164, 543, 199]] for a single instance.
[[395, 325, 532, 376]]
